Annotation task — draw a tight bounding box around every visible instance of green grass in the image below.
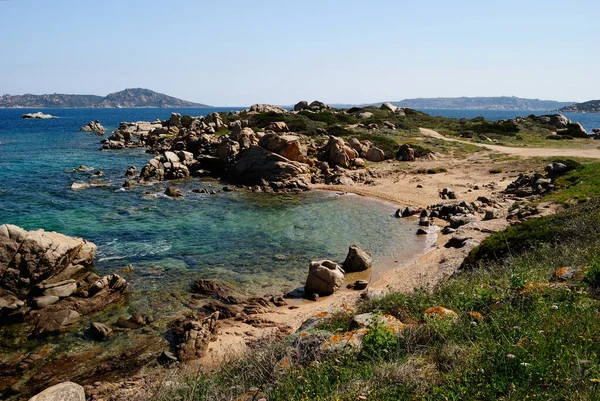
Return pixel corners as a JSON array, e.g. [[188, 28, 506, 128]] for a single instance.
[[545, 162, 600, 205]]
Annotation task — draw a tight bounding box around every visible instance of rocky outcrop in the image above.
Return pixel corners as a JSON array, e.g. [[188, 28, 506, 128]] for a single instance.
[[168, 313, 220, 362], [232, 146, 311, 190], [304, 260, 345, 296], [0, 225, 128, 334], [396, 144, 415, 161], [21, 112, 57, 119], [342, 245, 372, 273], [294, 101, 309, 111], [28, 381, 85, 401], [504, 173, 554, 198], [322, 136, 359, 167], [380, 102, 397, 113], [79, 120, 106, 135], [139, 151, 192, 181], [258, 133, 307, 163], [248, 104, 287, 114]]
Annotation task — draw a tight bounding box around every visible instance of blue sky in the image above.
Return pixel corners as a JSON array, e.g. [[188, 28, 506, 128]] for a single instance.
[[0, 0, 598, 105]]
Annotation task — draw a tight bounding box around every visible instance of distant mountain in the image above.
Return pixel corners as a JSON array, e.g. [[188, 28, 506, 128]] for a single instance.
[[559, 100, 600, 113], [0, 88, 209, 108], [383, 97, 573, 111]]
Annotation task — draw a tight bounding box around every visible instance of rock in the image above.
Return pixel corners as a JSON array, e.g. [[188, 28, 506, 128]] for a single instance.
[[349, 313, 406, 333], [534, 114, 571, 129], [70, 182, 89, 190], [165, 187, 183, 198], [266, 122, 290, 133], [191, 279, 233, 300], [365, 146, 385, 162], [294, 101, 309, 111], [39, 280, 77, 298], [305, 260, 345, 296], [248, 104, 287, 114], [483, 208, 504, 221], [396, 144, 415, 161], [309, 100, 327, 110], [35, 308, 81, 334], [216, 138, 241, 160], [357, 112, 374, 119], [21, 112, 57, 119], [169, 113, 182, 127], [79, 120, 105, 135], [423, 306, 458, 321], [319, 328, 367, 353], [28, 381, 85, 401], [353, 158, 366, 168], [353, 280, 369, 290], [33, 295, 60, 309], [380, 102, 398, 113], [449, 214, 477, 228], [419, 217, 431, 227], [258, 133, 307, 163], [544, 162, 568, 178], [122, 180, 135, 189], [233, 146, 310, 189], [87, 322, 113, 340], [343, 245, 372, 272], [0, 224, 96, 297], [395, 208, 403, 218], [402, 206, 419, 217], [416, 228, 428, 235], [440, 187, 457, 200], [323, 136, 358, 167], [170, 312, 220, 362]]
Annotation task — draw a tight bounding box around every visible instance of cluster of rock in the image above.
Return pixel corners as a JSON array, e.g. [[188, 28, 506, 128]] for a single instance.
[[79, 120, 105, 135], [504, 162, 568, 199], [0, 224, 129, 335], [293, 100, 330, 112], [527, 114, 587, 137], [101, 120, 163, 149], [304, 245, 372, 298]]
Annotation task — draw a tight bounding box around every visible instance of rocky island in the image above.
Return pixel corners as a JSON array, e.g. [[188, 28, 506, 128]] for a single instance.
[[2, 88, 209, 108], [559, 99, 600, 113]]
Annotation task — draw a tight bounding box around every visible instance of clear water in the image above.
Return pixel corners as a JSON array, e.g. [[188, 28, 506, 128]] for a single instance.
[[0, 108, 427, 308]]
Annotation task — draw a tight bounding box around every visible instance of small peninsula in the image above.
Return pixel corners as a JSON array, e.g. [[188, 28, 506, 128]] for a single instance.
[[0, 88, 209, 108], [559, 99, 600, 113], [382, 96, 573, 111]]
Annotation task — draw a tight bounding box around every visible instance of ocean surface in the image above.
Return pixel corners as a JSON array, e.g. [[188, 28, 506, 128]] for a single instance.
[[0, 107, 430, 308]]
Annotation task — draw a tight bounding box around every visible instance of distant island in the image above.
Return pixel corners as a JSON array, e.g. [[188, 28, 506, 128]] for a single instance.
[[559, 100, 600, 113], [0, 88, 210, 108], [378, 96, 574, 111]]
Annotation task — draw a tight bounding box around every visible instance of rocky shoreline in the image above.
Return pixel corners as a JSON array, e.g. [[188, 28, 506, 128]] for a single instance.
[[2, 104, 582, 400]]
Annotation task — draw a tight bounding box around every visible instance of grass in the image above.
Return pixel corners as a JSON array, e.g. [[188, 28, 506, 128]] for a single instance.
[[545, 162, 600, 205], [153, 197, 600, 401]]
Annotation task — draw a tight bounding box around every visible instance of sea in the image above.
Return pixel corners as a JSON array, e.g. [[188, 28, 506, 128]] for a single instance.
[[0, 107, 429, 306]]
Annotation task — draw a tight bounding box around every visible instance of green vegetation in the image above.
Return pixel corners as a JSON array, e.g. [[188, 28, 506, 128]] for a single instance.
[[546, 162, 600, 205]]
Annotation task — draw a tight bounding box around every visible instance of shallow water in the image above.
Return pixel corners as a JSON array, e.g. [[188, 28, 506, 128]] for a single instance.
[[0, 108, 427, 311]]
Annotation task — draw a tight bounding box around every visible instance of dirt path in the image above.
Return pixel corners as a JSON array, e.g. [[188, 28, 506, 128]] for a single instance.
[[419, 128, 600, 159]]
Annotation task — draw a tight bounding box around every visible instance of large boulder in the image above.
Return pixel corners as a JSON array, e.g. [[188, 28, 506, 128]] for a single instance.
[[380, 102, 398, 113], [266, 122, 290, 133], [323, 136, 358, 167], [169, 312, 220, 362], [342, 245, 372, 272], [294, 101, 309, 111], [79, 120, 105, 135], [233, 146, 310, 188], [365, 146, 385, 162], [0, 224, 96, 297], [28, 381, 85, 401], [535, 114, 570, 129], [396, 144, 415, 161], [259, 133, 307, 163], [305, 260, 345, 296]]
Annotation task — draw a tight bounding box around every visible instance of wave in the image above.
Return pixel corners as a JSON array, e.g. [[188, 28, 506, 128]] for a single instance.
[[97, 238, 172, 262]]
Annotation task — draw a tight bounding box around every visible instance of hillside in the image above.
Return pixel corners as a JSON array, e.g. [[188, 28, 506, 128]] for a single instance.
[[0, 88, 209, 108], [386, 96, 573, 110], [559, 99, 600, 113]]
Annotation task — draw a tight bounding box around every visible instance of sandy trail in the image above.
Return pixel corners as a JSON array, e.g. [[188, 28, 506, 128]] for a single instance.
[[419, 127, 600, 159]]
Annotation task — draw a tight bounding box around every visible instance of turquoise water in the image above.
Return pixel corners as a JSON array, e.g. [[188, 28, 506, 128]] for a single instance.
[[0, 108, 427, 304]]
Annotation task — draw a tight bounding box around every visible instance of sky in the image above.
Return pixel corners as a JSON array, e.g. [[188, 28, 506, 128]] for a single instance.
[[0, 0, 599, 106]]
